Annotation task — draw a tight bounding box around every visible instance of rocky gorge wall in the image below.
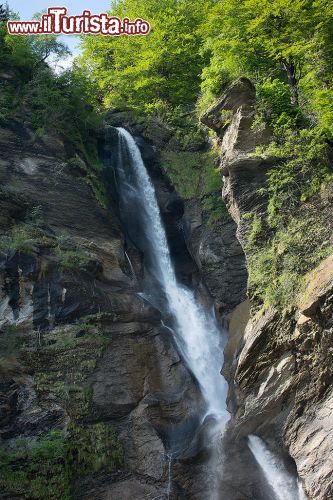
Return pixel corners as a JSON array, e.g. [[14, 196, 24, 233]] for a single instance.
[[0, 120, 209, 499], [1, 78, 332, 500], [0, 114, 249, 499], [201, 78, 333, 499]]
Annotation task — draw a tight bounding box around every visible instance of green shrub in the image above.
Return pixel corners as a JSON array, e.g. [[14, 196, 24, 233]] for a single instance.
[[0, 20, 106, 209], [0, 224, 91, 271], [161, 151, 204, 199], [0, 425, 123, 499], [251, 79, 333, 230], [161, 148, 228, 224], [247, 212, 332, 311], [0, 224, 39, 255], [247, 214, 263, 247], [0, 431, 72, 500], [255, 79, 300, 125], [262, 128, 332, 228], [68, 423, 124, 474], [55, 244, 90, 271]]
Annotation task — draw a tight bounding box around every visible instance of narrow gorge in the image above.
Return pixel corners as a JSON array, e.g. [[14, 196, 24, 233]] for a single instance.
[[1, 1, 333, 496], [1, 80, 331, 498]]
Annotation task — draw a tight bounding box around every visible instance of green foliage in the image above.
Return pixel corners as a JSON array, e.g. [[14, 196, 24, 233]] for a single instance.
[[161, 151, 206, 199], [247, 209, 332, 310], [0, 431, 72, 499], [0, 325, 22, 360], [254, 79, 300, 126], [200, 0, 333, 135], [247, 214, 263, 247], [0, 10, 70, 122], [54, 235, 91, 271], [0, 80, 16, 124], [247, 104, 332, 312], [0, 224, 40, 255], [256, 125, 333, 227], [0, 223, 91, 271], [68, 423, 124, 474], [24, 66, 102, 144], [242, 70, 333, 314], [160, 149, 227, 223], [42, 316, 110, 350], [55, 247, 90, 270], [79, 0, 217, 153], [0, 425, 123, 499], [0, 18, 106, 207], [80, 0, 211, 115], [1, 8, 69, 67], [68, 146, 108, 209]]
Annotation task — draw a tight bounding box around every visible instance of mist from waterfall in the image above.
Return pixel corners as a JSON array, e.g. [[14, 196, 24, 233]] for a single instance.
[[115, 127, 229, 425], [248, 435, 307, 500]]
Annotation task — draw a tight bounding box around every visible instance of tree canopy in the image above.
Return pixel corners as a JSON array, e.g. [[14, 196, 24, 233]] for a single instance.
[[80, 0, 212, 114], [1, 0, 332, 310], [79, 0, 332, 137]]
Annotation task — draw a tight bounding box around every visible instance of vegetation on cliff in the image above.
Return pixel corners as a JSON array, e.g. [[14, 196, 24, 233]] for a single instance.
[[0, 318, 124, 499], [0, 7, 107, 206], [79, 0, 333, 310], [0, 424, 123, 499]]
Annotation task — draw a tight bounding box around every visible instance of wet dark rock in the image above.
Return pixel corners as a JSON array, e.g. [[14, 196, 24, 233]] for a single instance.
[[183, 199, 247, 314], [0, 120, 210, 499]]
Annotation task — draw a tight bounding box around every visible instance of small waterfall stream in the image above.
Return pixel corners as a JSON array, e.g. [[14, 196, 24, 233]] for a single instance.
[[124, 249, 136, 279], [248, 435, 307, 500], [166, 452, 173, 499]]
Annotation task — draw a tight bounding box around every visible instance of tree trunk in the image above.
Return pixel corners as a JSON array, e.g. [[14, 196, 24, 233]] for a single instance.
[[281, 58, 299, 106]]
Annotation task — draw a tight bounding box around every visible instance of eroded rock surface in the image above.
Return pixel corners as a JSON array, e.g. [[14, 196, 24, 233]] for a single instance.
[[183, 199, 247, 314], [202, 77, 333, 499], [0, 121, 206, 499]]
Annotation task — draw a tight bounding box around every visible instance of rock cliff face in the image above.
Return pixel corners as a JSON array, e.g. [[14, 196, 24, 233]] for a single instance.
[[0, 121, 211, 499], [0, 115, 251, 499], [182, 200, 247, 315], [201, 78, 333, 499], [1, 77, 331, 500]]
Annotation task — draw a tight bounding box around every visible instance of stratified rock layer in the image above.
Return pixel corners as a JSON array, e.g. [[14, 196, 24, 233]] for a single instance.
[[201, 77, 333, 499], [0, 122, 206, 499]]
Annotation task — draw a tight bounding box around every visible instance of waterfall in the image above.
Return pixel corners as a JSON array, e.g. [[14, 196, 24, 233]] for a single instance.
[[248, 435, 307, 500], [124, 249, 135, 279], [166, 453, 173, 499], [114, 127, 229, 425], [107, 126, 306, 499]]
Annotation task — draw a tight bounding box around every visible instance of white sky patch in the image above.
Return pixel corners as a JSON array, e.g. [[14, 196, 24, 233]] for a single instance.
[[48, 34, 80, 73], [49, 51, 75, 74], [8, 1, 110, 71]]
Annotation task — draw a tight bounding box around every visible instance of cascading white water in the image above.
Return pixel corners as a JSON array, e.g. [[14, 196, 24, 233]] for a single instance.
[[124, 249, 135, 279], [116, 127, 229, 424], [248, 435, 307, 500], [166, 453, 173, 499], [111, 127, 306, 499]]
